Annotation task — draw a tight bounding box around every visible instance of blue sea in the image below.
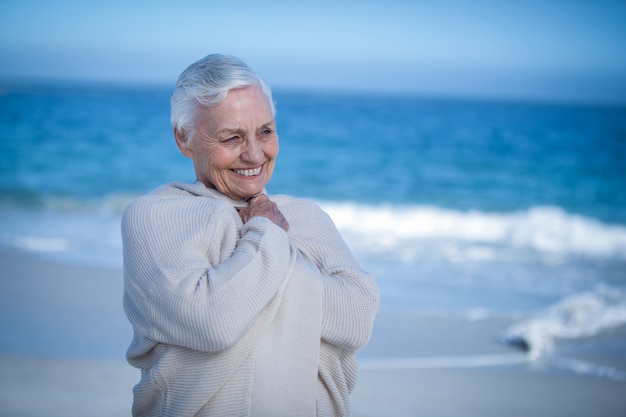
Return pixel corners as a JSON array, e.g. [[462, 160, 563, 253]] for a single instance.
[[1, 81, 626, 374]]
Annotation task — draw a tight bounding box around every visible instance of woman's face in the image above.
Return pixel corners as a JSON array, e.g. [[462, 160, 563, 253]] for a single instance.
[[177, 86, 278, 200]]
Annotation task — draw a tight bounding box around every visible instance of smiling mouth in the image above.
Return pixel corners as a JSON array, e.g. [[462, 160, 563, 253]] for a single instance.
[[232, 166, 263, 177]]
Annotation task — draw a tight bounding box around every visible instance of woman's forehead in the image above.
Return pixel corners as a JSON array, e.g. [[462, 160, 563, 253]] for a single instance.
[[207, 87, 271, 116]]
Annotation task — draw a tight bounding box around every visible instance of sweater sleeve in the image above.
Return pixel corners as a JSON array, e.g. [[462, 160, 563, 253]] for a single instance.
[[122, 194, 295, 353], [282, 200, 379, 351]]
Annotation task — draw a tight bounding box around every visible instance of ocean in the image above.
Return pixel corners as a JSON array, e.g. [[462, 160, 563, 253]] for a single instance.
[[1, 81, 625, 375]]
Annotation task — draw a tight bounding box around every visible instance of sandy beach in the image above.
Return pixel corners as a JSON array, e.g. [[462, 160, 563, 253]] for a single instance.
[[1, 249, 625, 416]]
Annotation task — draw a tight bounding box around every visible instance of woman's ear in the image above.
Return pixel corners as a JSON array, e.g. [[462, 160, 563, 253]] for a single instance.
[[175, 128, 193, 158]]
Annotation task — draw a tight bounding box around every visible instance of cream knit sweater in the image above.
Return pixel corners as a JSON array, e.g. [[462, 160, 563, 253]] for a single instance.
[[122, 181, 379, 416]]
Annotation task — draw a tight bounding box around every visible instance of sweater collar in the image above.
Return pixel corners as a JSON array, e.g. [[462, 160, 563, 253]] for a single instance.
[[171, 180, 267, 208]]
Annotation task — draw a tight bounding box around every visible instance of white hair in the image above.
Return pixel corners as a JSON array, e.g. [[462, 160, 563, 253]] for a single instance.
[[170, 54, 275, 141]]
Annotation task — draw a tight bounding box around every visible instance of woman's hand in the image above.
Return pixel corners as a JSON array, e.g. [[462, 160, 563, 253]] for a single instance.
[[238, 194, 289, 232]]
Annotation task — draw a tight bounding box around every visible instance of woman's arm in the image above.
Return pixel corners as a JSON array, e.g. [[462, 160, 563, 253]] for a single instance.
[[282, 200, 379, 351], [123, 195, 295, 353]]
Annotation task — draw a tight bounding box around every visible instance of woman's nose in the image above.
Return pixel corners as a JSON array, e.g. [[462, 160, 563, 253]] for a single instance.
[[241, 138, 263, 162]]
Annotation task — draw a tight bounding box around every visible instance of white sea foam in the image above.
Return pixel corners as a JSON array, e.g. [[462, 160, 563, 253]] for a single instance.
[[12, 235, 69, 252], [552, 357, 626, 381], [0, 202, 125, 267], [360, 353, 528, 370], [320, 203, 626, 261], [503, 285, 626, 361], [361, 351, 626, 381]]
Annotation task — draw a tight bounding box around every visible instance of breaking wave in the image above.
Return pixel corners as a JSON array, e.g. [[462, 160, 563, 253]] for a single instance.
[[321, 203, 626, 261], [503, 285, 626, 361]]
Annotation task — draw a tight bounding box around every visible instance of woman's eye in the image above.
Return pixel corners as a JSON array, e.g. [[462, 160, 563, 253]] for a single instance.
[[224, 136, 239, 143]]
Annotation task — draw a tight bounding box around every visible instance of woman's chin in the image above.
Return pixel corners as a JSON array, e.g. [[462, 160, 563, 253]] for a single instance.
[[231, 184, 265, 200]]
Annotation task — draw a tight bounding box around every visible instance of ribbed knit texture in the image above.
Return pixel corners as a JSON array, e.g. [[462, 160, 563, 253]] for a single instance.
[[122, 181, 379, 416]]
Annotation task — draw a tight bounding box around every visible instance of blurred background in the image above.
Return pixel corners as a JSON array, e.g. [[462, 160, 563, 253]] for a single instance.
[[1, 0, 626, 380], [2, 0, 626, 101]]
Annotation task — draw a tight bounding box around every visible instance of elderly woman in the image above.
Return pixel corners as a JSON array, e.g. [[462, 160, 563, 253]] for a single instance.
[[122, 54, 379, 416]]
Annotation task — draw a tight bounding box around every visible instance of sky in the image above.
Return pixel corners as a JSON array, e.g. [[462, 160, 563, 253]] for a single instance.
[[1, 0, 626, 104]]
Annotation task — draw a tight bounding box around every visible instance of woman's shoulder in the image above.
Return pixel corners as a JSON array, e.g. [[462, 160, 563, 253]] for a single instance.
[[273, 194, 322, 213], [123, 182, 234, 222], [272, 195, 335, 228]]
